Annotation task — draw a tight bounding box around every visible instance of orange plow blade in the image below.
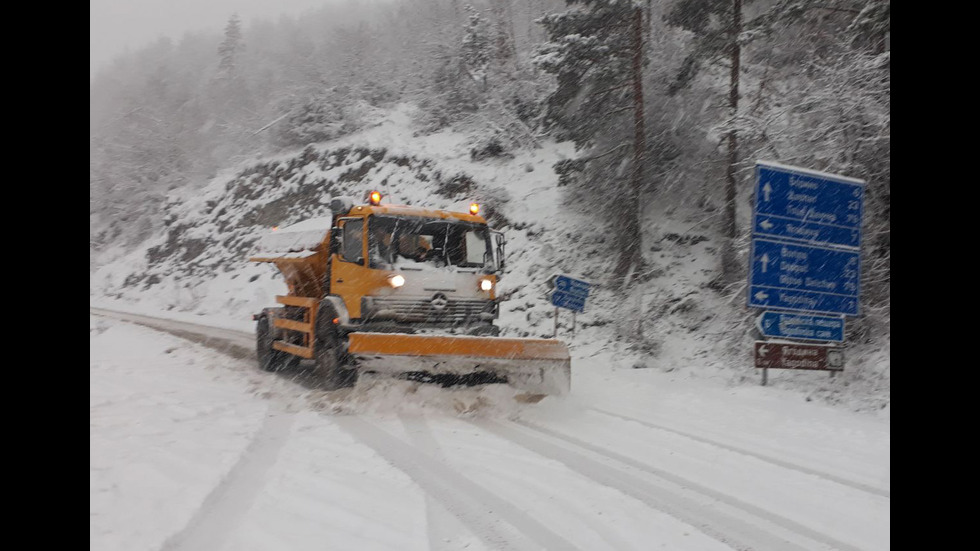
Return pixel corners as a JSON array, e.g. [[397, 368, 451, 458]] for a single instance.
[[347, 333, 571, 396]]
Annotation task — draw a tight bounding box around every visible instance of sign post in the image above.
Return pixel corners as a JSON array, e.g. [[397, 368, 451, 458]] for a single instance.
[[748, 161, 864, 385], [548, 275, 591, 339], [554, 306, 558, 339]]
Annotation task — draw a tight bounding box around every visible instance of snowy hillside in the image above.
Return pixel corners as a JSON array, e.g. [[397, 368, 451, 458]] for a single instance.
[[90, 103, 888, 413]]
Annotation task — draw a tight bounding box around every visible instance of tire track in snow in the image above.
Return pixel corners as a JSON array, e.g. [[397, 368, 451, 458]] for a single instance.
[[334, 416, 584, 551], [161, 411, 294, 551], [90, 308, 255, 361], [589, 407, 890, 498], [91, 308, 348, 393], [399, 415, 482, 551], [479, 419, 863, 551]]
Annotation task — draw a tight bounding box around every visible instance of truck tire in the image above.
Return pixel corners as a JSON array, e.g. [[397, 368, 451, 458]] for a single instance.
[[256, 314, 298, 372], [314, 303, 357, 390]]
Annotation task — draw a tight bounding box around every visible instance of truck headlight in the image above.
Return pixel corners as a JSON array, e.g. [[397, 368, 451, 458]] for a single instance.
[[480, 279, 493, 291], [389, 275, 406, 288]]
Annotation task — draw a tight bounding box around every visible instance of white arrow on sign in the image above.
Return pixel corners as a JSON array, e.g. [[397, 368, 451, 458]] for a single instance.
[[760, 253, 770, 273], [760, 219, 773, 230], [755, 291, 769, 301], [762, 182, 772, 202], [755, 313, 773, 335], [759, 345, 770, 357]]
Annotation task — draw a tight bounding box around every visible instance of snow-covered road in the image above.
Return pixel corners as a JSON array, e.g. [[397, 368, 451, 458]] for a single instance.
[[90, 309, 889, 551]]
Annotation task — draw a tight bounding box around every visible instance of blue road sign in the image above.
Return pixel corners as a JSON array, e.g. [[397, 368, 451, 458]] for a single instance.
[[552, 275, 591, 298], [748, 238, 860, 316], [754, 161, 865, 249], [551, 290, 586, 313], [756, 311, 844, 343]]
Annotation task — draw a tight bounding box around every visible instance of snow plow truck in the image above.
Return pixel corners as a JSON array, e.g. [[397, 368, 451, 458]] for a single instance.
[[249, 191, 571, 399]]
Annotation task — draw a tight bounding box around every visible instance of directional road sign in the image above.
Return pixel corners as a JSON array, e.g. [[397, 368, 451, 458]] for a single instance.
[[551, 275, 591, 298], [756, 311, 844, 343], [551, 290, 586, 312], [549, 274, 591, 313], [754, 341, 844, 371], [748, 238, 860, 316], [753, 161, 865, 249]]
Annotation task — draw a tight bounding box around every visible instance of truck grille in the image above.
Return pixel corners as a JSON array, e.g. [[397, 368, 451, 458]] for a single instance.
[[364, 296, 496, 324]]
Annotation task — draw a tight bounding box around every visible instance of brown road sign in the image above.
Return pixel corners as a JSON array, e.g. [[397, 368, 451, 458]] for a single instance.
[[754, 341, 844, 371]]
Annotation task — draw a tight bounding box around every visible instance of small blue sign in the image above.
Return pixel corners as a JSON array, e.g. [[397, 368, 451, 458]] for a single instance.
[[552, 275, 591, 298], [754, 161, 865, 249], [551, 290, 586, 313], [757, 311, 844, 343], [748, 238, 860, 316]]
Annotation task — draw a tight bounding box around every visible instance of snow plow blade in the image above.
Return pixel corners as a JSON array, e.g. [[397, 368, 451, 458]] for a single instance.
[[348, 333, 571, 396]]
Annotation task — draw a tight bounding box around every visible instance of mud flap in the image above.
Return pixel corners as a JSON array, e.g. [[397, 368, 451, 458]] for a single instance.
[[347, 333, 571, 396]]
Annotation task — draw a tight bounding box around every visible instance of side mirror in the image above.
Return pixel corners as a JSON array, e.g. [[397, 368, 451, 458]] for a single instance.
[[329, 197, 355, 216], [329, 228, 341, 254]]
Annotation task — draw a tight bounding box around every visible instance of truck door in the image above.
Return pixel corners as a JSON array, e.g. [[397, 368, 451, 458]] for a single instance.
[[332, 217, 368, 318]]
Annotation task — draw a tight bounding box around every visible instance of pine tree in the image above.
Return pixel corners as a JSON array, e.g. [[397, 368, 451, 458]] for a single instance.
[[208, 12, 257, 167], [218, 13, 242, 73], [461, 5, 491, 90], [664, 0, 746, 283], [536, 0, 648, 288], [489, 0, 516, 70], [217, 14, 243, 76]]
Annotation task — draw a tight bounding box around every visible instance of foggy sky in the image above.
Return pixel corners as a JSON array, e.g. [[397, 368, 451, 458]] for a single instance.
[[90, 0, 345, 80]]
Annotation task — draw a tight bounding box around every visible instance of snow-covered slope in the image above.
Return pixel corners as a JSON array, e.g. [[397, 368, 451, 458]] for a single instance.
[[90, 103, 888, 413]]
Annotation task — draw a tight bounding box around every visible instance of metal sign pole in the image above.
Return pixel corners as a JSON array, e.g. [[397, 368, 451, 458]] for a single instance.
[[553, 306, 558, 339], [762, 366, 768, 386], [550, 275, 591, 339]]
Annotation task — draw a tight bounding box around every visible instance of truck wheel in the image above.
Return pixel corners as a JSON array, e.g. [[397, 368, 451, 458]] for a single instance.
[[314, 304, 356, 390], [256, 315, 297, 372]]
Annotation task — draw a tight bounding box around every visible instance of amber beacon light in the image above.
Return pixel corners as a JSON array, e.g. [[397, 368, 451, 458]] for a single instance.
[[369, 191, 382, 205], [469, 203, 480, 215]]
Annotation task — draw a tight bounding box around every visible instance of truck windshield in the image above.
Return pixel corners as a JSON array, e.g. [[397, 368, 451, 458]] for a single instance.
[[368, 215, 493, 271]]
